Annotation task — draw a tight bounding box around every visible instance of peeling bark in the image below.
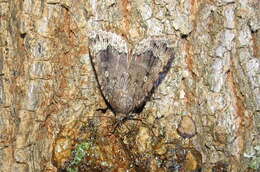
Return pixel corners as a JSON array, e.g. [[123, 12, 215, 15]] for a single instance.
[[0, 0, 259, 171]]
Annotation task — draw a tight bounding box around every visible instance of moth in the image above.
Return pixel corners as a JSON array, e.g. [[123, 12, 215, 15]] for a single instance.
[[88, 31, 174, 118]]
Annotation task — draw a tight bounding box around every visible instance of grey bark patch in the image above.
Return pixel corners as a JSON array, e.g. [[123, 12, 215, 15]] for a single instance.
[[88, 31, 175, 115]]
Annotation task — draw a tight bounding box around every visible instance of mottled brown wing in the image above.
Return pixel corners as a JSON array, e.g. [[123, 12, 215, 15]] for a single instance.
[[89, 31, 174, 115], [90, 45, 133, 114], [89, 31, 135, 114], [128, 39, 175, 112]]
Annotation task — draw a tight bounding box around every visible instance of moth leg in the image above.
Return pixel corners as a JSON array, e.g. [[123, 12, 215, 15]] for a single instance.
[[96, 107, 109, 113]]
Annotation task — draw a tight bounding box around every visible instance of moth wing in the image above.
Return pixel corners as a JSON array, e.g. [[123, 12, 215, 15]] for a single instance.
[[88, 32, 131, 113], [129, 39, 175, 110], [89, 32, 175, 114]]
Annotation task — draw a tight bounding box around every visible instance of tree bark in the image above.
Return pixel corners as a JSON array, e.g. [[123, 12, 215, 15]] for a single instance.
[[0, 0, 259, 171]]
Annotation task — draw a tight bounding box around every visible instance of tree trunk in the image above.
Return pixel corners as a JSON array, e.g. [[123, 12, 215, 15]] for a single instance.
[[0, 0, 259, 171]]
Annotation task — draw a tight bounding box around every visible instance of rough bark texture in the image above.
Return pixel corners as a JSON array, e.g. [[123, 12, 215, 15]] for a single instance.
[[0, 0, 259, 171]]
